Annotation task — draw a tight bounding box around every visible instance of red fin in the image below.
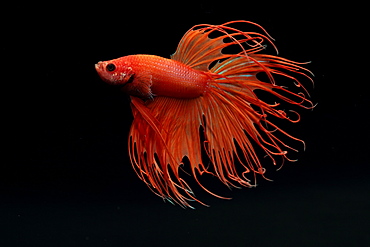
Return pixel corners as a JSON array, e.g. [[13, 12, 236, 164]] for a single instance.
[[129, 96, 208, 208], [123, 74, 153, 99], [171, 29, 225, 71], [171, 20, 276, 72]]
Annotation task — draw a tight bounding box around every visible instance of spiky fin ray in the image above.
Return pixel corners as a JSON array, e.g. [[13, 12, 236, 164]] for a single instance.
[[171, 29, 226, 71], [129, 97, 207, 207], [171, 20, 276, 72]]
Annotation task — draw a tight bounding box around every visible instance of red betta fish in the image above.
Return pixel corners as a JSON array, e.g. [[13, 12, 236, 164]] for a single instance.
[[95, 20, 313, 208]]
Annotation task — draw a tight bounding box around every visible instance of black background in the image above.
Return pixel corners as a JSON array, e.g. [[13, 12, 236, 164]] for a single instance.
[[3, 3, 368, 247]]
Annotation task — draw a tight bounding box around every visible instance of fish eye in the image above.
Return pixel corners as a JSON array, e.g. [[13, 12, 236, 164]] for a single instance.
[[106, 63, 116, 72]]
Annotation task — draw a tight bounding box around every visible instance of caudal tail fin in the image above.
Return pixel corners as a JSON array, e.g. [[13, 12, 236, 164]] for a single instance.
[[204, 52, 314, 178]]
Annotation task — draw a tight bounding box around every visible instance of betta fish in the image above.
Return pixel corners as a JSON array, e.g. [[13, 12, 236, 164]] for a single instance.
[[95, 20, 313, 208]]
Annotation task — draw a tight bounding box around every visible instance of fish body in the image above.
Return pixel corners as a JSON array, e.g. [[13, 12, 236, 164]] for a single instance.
[[96, 55, 210, 99], [95, 21, 313, 208]]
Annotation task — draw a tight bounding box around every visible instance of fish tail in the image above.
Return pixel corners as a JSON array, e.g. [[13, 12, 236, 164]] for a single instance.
[[205, 53, 314, 166]]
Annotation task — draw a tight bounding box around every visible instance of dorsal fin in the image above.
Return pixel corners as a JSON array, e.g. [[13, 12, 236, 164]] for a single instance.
[[171, 29, 227, 71], [171, 21, 277, 72]]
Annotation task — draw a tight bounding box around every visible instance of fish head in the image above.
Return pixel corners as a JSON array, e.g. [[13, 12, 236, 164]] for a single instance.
[[95, 58, 134, 86]]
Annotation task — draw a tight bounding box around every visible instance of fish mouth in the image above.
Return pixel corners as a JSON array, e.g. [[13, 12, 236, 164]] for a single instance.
[[95, 61, 111, 83], [95, 61, 103, 71]]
